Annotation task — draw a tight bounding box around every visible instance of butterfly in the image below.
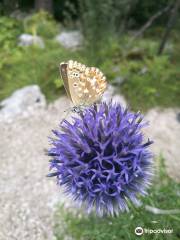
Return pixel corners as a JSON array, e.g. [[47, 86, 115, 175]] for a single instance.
[[60, 60, 107, 106]]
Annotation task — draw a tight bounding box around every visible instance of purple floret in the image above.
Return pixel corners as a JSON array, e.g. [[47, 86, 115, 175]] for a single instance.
[[48, 102, 153, 216]]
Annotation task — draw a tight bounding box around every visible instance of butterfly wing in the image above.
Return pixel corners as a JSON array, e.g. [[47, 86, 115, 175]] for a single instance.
[[60, 60, 107, 105], [66, 60, 85, 105], [60, 62, 72, 101]]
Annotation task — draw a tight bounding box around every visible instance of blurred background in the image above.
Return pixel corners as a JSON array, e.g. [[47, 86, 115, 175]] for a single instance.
[[0, 1, 180, 240], [0, 0, 179, 110]]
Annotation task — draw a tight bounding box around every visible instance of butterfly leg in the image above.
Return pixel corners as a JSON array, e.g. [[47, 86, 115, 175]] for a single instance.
[[60, 107, 74, 125]]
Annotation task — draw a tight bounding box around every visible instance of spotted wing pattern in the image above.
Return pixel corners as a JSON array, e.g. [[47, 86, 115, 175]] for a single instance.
[[60, 60, 107, 105]]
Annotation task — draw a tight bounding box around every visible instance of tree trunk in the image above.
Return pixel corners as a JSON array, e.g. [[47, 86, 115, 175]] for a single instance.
[[158, 0, 180, 55], [35, 0, 53, 13]]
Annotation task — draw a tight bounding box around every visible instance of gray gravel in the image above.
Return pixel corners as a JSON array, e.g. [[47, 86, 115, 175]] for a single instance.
[[0, 97, 71, 240], [0, 92, 179, 240]]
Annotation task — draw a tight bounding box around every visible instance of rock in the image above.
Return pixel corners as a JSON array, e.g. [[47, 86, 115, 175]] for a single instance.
[[102, 84, 127, 108], [144, 108, 180, 182], [176, 112, 180, 122], [112, 66, 120, 73], [139, 66, 148, 75], [112, 76, 125, 85], [55, 31, 83, 49], [0, 85, 46, 122], [18, 33, 45, 48]]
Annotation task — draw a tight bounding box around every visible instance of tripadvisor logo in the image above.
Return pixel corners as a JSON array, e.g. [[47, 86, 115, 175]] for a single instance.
[[135, 226, 173, 236], [135, 227, 144, 236]]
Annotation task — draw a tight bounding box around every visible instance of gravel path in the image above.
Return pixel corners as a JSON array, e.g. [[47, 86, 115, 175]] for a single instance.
[[0, 92, 179, 240], [0, 97, 71, 240]]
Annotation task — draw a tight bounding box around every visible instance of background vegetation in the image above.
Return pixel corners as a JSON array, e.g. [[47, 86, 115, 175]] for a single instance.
[[0, 0, 180, 111]]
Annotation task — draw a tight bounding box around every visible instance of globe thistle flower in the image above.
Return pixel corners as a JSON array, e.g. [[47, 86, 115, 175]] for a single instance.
[[47, 102, 153, 216]]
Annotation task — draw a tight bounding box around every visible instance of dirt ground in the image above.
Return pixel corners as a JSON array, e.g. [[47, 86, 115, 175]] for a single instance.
[[0, 95, 179, 240]]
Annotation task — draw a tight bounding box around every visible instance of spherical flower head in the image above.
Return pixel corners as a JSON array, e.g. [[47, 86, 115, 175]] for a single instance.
[[48, 102, 153, 216]]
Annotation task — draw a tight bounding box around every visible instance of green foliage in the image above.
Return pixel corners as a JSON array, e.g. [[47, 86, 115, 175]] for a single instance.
[[0, 42, 85, 102], [0, 14, 179, 112], [77, 0, 132, 64], [78, 0, 115, 39], [82, 36, 180, 112], [0, 0, 175, 29], [0, 16, 22, 49], [54, 157, 180, 240], [130, 0, 173, 26], [59, 0, 79, 28], [73, 0, 173, 59], [119, 39, 180, 111], [23, 11, 60, 38]]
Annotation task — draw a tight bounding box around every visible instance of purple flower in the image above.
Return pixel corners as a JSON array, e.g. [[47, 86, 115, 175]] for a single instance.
[[47, 102, 153, 216]]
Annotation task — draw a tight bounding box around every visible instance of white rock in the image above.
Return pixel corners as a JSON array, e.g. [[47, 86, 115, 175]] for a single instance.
[[113, 76, 125, 85], [144, 108, 180, 182], [0, 85, 46, 122], [55, 30, 83, 49], [102, 84, 127, 108], [18, 33, 45, 48]]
